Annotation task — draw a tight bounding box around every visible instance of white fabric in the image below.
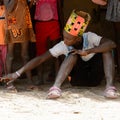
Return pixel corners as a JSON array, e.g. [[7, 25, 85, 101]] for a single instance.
[[49, 41, 70, 58], [49, 32, 102, 61], [81, 32, 102, 61]]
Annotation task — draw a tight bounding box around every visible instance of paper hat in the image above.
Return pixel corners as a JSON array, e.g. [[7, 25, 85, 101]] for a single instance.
[[64, 10, 91, 37]]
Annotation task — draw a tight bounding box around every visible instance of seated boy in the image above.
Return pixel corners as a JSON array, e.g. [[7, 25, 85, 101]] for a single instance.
[[0, 10, 118, 99]]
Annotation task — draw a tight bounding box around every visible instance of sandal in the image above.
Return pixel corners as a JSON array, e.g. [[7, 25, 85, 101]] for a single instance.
[[47, 86, 61, 99], [104, 86, 118, 99]]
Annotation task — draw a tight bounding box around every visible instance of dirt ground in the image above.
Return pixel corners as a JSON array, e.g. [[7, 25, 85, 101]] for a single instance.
[[0, 76, 120, 120]]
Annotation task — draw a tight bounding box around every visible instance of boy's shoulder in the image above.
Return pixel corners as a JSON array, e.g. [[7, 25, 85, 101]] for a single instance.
[[83, 31, 102, 43], [83, 32, 102, 38], [83, 31, 98, 36]]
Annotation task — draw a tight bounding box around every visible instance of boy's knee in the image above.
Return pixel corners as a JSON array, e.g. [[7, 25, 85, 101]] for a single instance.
[[102, 51, 112, 58]]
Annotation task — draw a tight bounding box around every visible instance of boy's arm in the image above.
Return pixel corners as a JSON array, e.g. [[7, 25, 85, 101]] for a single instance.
[[16, 51, 53, 75], [0, 51, 53, 83], [86, 38, 116, 54], [1, 41, 67, 83], [71, 38, 116, 56]]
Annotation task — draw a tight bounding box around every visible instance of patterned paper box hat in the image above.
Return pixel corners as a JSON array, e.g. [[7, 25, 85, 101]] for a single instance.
[[64, 10, 91, 37]]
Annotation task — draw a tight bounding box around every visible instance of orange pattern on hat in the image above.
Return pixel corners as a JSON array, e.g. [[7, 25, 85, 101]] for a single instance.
[[64, 10, 91, 37], [68, 16, 85, 36]]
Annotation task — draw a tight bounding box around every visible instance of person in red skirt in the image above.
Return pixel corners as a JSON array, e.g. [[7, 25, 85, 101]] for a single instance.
[[33, 0, 64, 85]]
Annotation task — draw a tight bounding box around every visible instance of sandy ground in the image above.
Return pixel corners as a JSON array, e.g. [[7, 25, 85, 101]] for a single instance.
[[0, 77, 120, 120]]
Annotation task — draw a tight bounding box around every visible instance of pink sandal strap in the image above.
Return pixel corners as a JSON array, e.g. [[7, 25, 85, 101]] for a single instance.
[[104, 86, 118, 99], [105, 86, 117, 92], [47, 86, 61, 99], [49, 86, 61, 92]]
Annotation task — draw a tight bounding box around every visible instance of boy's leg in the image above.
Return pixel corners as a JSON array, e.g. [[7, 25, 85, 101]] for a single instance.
[[102, 51, 118, 98], [47, 54, 78, 99]]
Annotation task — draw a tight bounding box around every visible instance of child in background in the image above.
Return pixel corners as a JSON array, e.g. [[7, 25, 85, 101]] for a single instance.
[[0, 0, 7, 80], [4, 0, 35, 91], [33, 0, 64, 85]]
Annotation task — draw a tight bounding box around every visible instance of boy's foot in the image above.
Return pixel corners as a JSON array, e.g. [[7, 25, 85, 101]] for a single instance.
[[104, 86, 118, 99], [47, 86, 61, 99]]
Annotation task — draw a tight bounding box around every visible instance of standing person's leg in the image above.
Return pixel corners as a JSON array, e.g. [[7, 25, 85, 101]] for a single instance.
[[48, 21, 61, 81], [36, 63, 45, 85], [0, 45, 9, 85], [47, 38, 61, 82], [102, 51, 118, 98], [21, 41, 32, 84], [6, 43, 16, 91], [6, 43, 14, 73], [35, 37, 46, 85], [35, 22, 47, 85], [47, 54, 78, 99], [1, 45, 7, 75]]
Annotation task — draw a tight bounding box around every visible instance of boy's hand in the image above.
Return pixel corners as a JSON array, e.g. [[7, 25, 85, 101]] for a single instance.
[[0, 73, 19, 85], [70, 49, 88, 56]]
